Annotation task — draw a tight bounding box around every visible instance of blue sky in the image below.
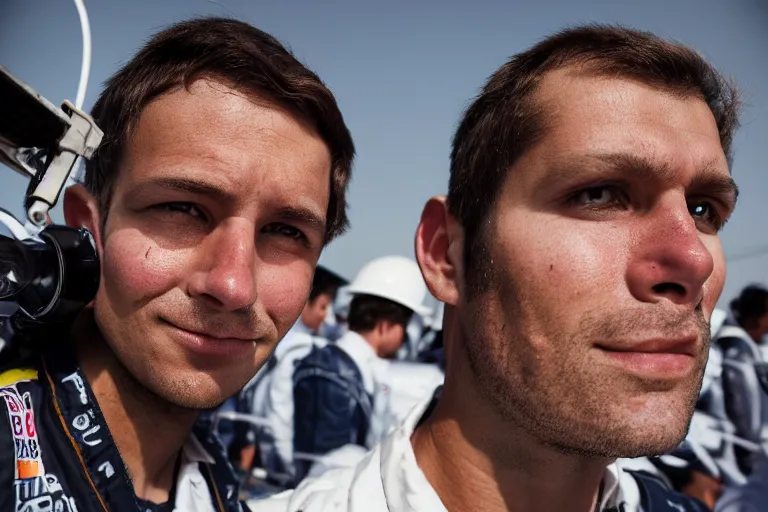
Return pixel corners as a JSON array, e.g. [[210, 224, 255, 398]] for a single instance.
[[1, 0, 766, 308]]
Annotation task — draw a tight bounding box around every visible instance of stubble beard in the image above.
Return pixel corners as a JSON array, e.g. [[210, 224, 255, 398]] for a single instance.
[[461, 242, 707, 460]]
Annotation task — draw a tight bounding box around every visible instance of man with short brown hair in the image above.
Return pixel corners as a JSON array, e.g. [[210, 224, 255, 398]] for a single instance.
[[299, 266, 349, 336], [0, 16, 354, 511], [258, 24, 739, 512]]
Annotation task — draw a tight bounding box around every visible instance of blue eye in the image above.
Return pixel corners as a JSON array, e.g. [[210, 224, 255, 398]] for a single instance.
[[691, 203, 709, 217], [689, 201, 724, 232]]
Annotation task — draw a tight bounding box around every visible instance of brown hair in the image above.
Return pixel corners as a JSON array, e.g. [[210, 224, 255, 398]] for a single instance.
[[85, 16, 355, 242], [348, 294, 413, 333], [730, 284, 768, 329], [309, 266, 347, 303], [447, 24, 740, 280]]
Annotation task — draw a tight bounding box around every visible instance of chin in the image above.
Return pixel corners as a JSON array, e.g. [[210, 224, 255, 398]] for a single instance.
[[577, 409, 692, 459], [554, 421, 688, 460], [586, 377, 701, 458], [127, 355, 250, 410], [151, 370, 234, 410], [167, 390, 228, 410], [612, 432, 688, 459]]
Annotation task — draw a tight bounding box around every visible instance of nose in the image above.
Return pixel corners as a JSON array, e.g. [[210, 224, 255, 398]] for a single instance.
[[626, 196, 714, 308], [187, 220, 258, 311]]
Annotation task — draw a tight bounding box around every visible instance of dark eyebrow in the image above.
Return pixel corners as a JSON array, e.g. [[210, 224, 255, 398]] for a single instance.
[[591, 152, 678, 183], [129, 176, 327, 232], [273, 206, 326, 233], [542, 152, 676, 185], [689, 170, 739, 211], [129, 177, 234, 203], [549, 152, 738, 210]]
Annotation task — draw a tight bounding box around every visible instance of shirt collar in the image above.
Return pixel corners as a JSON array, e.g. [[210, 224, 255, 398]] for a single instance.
[[601, 460, 640, 511], [336, 331, 380, 394], [379, 392, 641, 512], [183, 432, 216, 465]]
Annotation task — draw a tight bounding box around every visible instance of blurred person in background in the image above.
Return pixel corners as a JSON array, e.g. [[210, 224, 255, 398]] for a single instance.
[[722, 285, 768, 355], [292, 255, 431, 481], [321, 285, 352, 341], [296, 266, 349, 336], [706, 285, 768, 476], [236, 266, 348, 485]]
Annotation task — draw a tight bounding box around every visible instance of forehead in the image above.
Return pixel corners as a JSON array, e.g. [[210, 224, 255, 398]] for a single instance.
[[524, 67, 728, 178], [115, 78, 331, 214]]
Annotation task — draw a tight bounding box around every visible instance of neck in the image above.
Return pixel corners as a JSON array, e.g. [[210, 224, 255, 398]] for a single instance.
[[412, 352, 609, 512], [72, 311, 198, 503]]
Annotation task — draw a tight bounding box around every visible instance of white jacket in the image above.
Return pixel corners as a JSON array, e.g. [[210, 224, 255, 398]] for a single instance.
[[175, 434, 239, 511], [332, 331, 393, 448], [250, 395, 656, 512]]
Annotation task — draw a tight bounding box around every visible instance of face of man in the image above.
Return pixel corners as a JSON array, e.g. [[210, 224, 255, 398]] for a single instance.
[[377, 321, 406, 359], [301, 292, 332, 333], [74, 79, 331, 409], [754, 312, 768, 341], [460, 68, 737, 458]]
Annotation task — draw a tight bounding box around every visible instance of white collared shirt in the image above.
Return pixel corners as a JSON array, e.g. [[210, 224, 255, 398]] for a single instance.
[[250, 393, 647, 512], [335, 331, 394, 446], [174, 434, 236, 511], [334, 331, 380, 396]]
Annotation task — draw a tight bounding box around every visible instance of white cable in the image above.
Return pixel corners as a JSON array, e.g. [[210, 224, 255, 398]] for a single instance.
[[68, 0, 93, 187], [67, 0, 91, 187], [73, 0, 92, 111]]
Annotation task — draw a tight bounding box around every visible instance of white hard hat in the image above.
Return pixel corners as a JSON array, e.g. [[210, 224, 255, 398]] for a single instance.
[[348, 256, 432, 317]]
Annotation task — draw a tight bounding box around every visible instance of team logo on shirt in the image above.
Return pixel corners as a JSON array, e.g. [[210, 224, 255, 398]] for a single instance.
[[2, 372, 79, 511], [2, 383, 44, 480]]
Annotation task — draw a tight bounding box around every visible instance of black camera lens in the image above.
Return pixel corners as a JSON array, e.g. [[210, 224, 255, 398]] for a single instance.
[[0, 234, 33, 299], [0, 224, 98, 322], [0, 233, 59, 316]]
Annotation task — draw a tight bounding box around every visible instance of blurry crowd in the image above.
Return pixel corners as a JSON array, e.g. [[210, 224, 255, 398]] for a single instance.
[[203, 259, 768, 510], [203, 257, 446, 497]]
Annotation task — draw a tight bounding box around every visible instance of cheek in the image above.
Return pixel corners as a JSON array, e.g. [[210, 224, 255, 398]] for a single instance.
[[101, 229, 184, 303], [390, 326, 403, 343], [308, 304, 324, 322], [496, 215, 627, 312], [257, 261, 313, 334]]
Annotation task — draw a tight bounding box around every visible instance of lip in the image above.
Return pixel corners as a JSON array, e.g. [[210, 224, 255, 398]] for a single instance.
[[596, 337, 698, 378], [161, 319, 256, 359]]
